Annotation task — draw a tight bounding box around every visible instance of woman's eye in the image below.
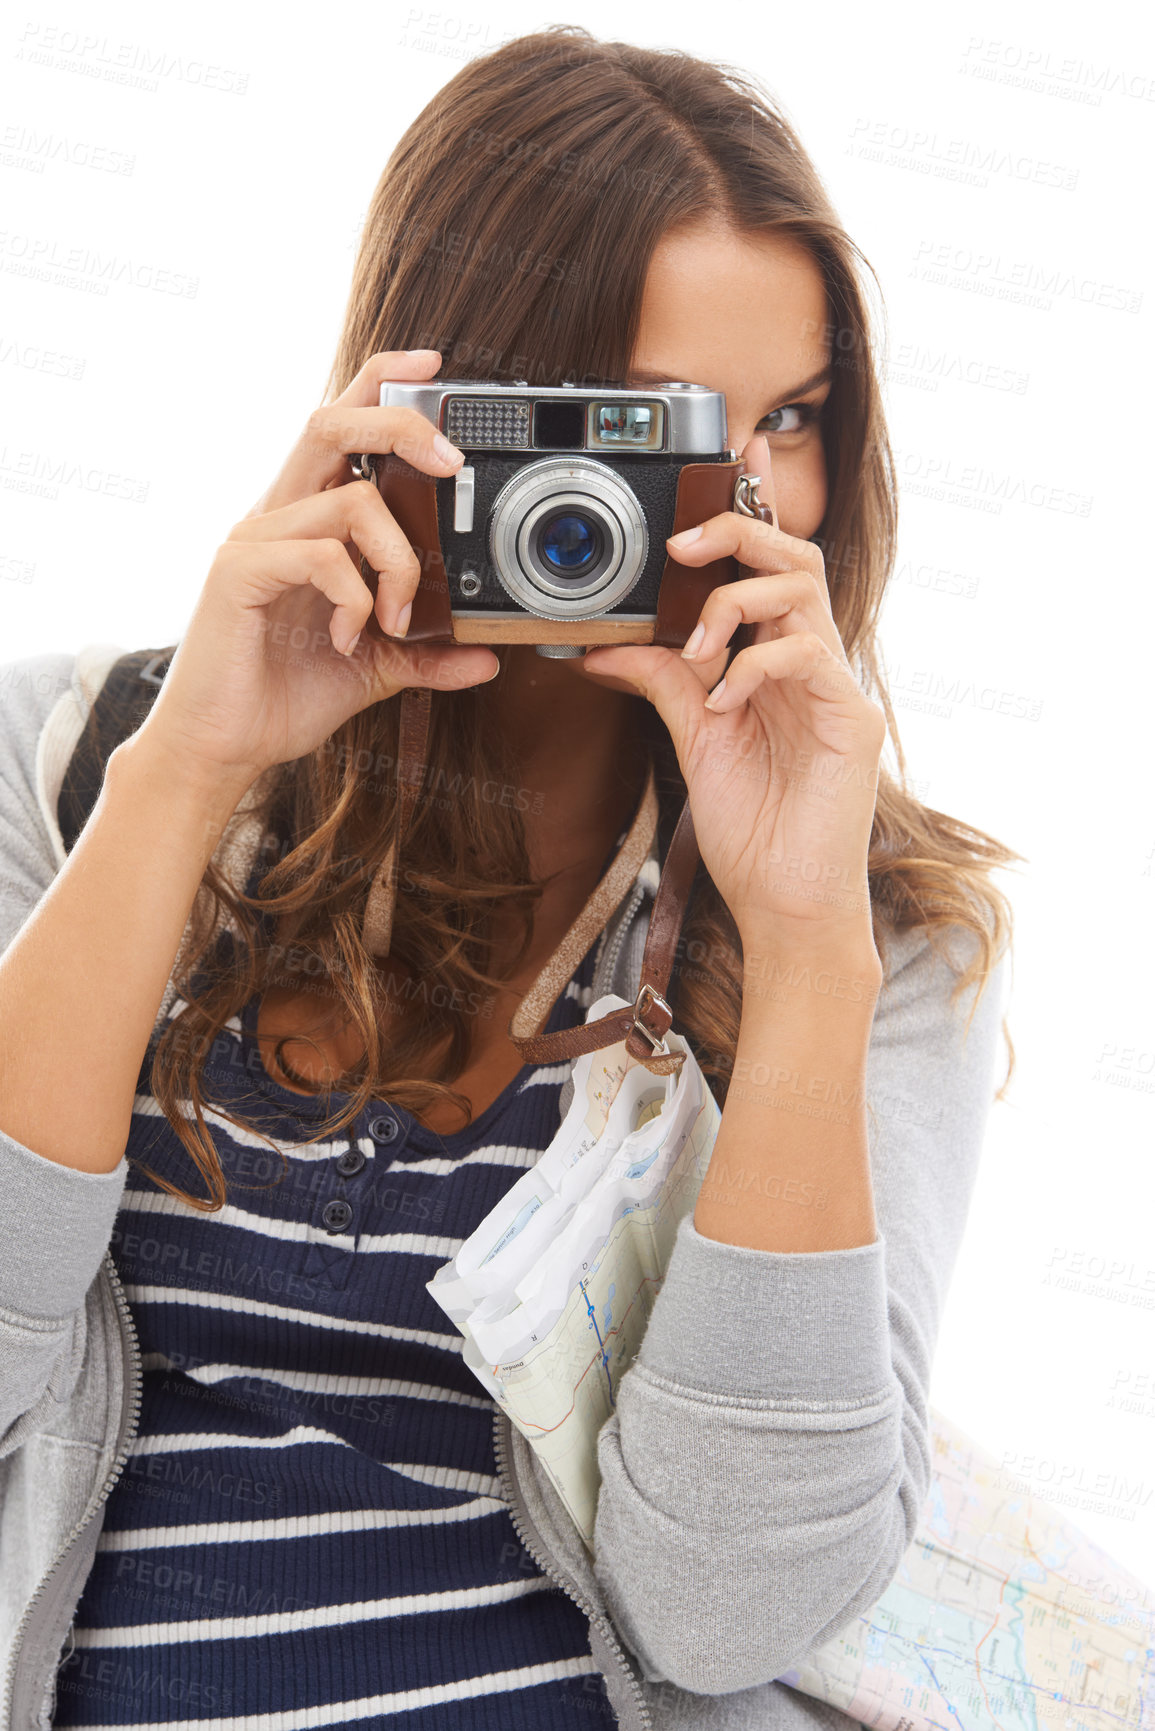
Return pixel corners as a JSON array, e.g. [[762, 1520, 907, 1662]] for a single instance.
[[758, 401, 821, 435]]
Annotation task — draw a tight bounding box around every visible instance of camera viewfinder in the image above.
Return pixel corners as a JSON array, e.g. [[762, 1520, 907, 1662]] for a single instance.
[[590, 401, 665, 450]]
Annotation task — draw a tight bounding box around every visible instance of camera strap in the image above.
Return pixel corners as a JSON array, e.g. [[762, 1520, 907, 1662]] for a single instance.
[[362, 683, 697, 1074], [357, 463, 775, 1074]]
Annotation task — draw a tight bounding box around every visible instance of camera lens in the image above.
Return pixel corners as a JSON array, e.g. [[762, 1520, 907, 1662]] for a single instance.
[[489, 458, 649, 619], [536, 510, 604, 578]]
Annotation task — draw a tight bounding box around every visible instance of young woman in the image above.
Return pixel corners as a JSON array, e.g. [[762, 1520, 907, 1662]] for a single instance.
[[0, 24, 1017, 1731]]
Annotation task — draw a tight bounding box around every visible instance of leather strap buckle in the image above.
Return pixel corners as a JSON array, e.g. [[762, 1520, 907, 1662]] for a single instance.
[[732, 471, 777, 529], [632, 981, 673, 1056]]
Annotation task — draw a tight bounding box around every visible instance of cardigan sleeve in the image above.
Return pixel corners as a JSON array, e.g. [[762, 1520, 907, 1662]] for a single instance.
[[0, 652, 130, 1447], [590, 916, 1011, 1695]]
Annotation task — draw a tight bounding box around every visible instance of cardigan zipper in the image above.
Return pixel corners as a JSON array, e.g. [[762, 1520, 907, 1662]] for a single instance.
[[2, 866, 652, 1723], [596, 879, 646, 1003], [477, 874, 655, 1723], [2, 1251, 143, 1730], [491, 1408, 653, 1731], [5, 1278, 650, 1726]]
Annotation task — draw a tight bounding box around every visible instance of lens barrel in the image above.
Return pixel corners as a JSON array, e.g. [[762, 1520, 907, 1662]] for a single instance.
[[489, 457, 649, 619]]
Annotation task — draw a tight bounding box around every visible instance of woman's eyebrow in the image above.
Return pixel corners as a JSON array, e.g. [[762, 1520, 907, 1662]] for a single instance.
[[773, 362, 835, 397], [627, 362, 834, 396]]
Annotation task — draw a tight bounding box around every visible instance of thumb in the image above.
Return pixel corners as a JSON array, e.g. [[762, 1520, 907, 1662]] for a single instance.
[[579, 642, 715, 755]]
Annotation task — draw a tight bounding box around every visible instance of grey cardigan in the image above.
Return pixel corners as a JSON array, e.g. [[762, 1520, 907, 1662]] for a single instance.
[[0, 646, 1011, 1730]]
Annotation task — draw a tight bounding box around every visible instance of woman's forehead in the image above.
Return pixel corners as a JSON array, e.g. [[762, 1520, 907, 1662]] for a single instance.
[[630, 224, 831, 401]]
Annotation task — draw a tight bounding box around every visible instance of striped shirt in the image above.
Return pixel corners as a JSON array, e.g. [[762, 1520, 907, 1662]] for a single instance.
[[52, 871, 621, 1728]]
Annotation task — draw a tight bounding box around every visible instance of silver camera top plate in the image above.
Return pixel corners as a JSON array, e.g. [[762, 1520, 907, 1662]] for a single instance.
[[379, 378, 728, 454]]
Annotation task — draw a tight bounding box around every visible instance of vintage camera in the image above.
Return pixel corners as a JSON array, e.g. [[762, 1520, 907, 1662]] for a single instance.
[[352, 378, 769, 657]]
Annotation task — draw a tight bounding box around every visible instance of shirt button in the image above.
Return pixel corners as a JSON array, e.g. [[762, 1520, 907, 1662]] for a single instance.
[[321, 1198, 353, 1234], [368, 1112, 399, 1143], [335, 1147, 367, 1177]]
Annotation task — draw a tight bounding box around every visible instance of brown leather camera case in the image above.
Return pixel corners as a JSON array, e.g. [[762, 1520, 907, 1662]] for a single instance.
[[361, 455, 747, 648]]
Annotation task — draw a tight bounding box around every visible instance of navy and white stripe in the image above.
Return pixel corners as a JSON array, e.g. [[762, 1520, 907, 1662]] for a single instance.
[[53, 871, 621, 1727]]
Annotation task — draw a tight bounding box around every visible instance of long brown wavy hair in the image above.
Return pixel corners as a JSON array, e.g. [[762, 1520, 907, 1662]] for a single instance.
[[139, 24, 1021, 1210]]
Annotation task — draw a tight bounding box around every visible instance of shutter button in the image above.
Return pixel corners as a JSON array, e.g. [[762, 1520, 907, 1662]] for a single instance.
[[368, 1113, 399, 1143], [321, 1198, 353, 1234], [335, 1147, 366, 1177]]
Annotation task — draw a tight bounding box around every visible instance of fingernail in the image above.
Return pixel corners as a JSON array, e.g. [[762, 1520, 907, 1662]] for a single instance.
[[394, 601, 412, 637], [668, 524, 704, 547], [704, 676, 727, 709], [433, 431, 462, 464], [343, 630, 362, 657], [681, 621, 706, 660]]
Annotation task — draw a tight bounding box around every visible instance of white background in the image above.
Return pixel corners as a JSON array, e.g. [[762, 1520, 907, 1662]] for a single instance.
[[2, 0, 1153, 1595]]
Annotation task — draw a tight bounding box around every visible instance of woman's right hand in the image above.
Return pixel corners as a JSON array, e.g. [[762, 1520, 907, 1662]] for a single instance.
[[134, 348, 499, 785]]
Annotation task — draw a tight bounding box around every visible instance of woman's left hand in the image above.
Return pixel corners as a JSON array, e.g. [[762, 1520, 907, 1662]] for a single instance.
[[577, 434, 888, 950]]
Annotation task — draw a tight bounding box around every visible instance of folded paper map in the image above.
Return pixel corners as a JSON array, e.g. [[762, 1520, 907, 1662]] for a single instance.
[[781, 1408, 1155, 1730], [427, 994, 1155, 1727], [426, 992, 720, 1548]]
